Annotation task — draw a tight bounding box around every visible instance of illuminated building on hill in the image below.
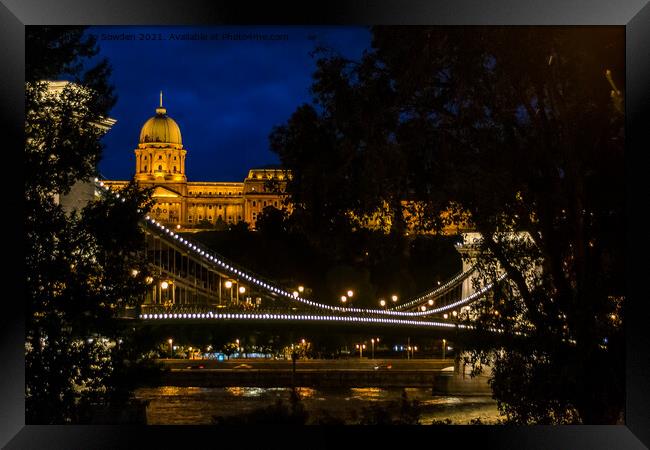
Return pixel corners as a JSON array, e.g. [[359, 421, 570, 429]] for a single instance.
[[104, 92, 290, 230]]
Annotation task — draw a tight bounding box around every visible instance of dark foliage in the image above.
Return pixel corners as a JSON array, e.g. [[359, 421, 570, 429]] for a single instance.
[[25, 27, 154, 423], [270, 27, 625, 424]]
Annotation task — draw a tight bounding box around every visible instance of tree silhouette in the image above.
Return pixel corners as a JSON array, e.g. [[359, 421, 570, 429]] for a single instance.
[[271, 27, 624, 423]]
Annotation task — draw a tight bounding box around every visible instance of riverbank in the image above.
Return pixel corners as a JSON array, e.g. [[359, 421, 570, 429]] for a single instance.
[[155, 358, 491, 394]]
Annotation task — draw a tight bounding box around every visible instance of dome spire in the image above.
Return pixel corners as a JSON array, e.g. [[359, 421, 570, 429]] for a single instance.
[[155, 91, 167, 115]]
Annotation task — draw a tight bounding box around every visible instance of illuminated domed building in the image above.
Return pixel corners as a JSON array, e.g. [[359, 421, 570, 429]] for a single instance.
[[104, 93, 290, 230]]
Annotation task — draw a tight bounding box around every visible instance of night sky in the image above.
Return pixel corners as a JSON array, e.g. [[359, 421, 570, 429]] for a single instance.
[[87, 26, 372, 182]]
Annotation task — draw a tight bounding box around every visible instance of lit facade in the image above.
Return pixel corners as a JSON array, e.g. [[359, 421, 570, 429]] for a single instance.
[[104, 94, 290, 230]]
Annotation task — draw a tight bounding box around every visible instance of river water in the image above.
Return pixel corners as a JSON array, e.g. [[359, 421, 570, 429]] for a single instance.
[[134, 386, 502, 425]]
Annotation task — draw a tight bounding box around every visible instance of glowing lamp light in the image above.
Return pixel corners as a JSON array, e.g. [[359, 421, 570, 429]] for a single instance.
[[298, 286, 304, 293], [379, 299, 386, 307], [391, 295, 398, 302], [428, 299, 434, 306], [239, 286, 246, 294], [443, 313, 449, 319], [452, 311, 458, 317], [421, 306, 426, 311], [176, 224, 181, 229], [224, 281, 233, 289], [293, 291, 299, 298], [160, 281, 169, 289], [347, 290, 354, 297], [341, 296, 347, 303]]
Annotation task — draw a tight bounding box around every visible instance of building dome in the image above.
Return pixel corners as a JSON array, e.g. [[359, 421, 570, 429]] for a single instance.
[[139, 93, 182, 145]]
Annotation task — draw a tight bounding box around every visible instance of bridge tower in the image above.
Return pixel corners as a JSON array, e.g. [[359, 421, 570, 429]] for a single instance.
[[455, 232, 483, 299]]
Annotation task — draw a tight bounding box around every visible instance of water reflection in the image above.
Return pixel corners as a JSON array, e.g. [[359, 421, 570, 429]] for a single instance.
[[348, 387, 384, 402], [134, 386, 502, 425]]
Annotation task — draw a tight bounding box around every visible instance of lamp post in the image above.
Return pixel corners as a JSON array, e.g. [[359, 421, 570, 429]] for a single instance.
[[355, 344, 365, 359], [239, 286, 246, 306], [168, 338, 173, 358], [370, 338, 379, 359], [442, 339, 446, 360], [224, 280, 233, 305], [161, 280, 173, 305]]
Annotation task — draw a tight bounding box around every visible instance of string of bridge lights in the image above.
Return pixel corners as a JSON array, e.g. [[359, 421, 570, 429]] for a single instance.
[[389, 266, 477, 311], [94, 178, 503, 319], [138, 311, 465, 328], [136, 310, 522, 337]]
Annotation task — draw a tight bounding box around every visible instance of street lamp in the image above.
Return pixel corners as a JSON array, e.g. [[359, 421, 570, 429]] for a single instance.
[[391, 294, 398, 302], [293, 291, 299, 298], [224, 280, 233, 304], [298, 286, 304, 293], [421, 306, 426, 311], [347, 290, 354, 298], [168, 338, 173, 358], [443, 313, 449, 319], [239, 286, 246, 294], [355, 343, 366, 359], [370, 338, 379, 359], [160, 280, 174, 305], [379, 299, 386, 308], [428, 299, 434, 306], [340, 295, 347, 304], [442, 339, 446, 360]]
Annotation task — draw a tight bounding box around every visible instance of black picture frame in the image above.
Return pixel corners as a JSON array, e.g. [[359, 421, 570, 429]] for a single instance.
[[2, 0, 648, 448]]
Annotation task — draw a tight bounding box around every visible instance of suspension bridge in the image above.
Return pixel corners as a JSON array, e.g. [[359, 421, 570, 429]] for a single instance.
[[96, 179, 510, 337]]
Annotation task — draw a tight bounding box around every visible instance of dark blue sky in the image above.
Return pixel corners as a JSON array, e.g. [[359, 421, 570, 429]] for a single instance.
[[88, 26, 372, 181]]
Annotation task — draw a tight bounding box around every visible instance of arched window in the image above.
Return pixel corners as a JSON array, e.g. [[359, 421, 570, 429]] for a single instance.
[[158, 155, 162, 160], [158, 165, 162, 171], [144, 165, 147, 171], [173, 166, 177, 172]]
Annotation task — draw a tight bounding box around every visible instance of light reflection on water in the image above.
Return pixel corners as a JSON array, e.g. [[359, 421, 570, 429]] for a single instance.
[[348, 387, 384, 401], [134, 386, 502, 425]]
